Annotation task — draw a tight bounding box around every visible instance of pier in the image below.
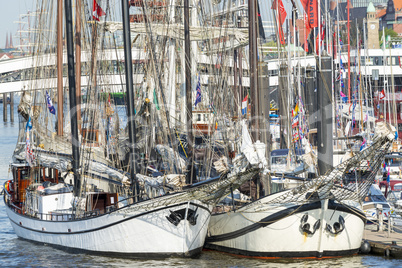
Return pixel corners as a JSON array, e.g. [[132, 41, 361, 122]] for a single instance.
[[2, 92, 14, 122], [363, 221, 402, 258]]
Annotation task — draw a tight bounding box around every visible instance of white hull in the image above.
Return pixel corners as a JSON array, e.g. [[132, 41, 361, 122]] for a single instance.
[[206, 197, 365, 258], [5, 196, 211, 257]]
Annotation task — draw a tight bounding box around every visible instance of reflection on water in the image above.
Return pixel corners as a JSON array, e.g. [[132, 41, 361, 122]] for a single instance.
[[0, 102, 399, 267]]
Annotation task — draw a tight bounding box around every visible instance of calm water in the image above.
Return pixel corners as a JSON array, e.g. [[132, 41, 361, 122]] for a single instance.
[[0, 101, 400, 267]]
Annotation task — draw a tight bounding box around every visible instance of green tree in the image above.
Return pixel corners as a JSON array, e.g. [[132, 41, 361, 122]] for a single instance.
[[379, 28, 398, 48]]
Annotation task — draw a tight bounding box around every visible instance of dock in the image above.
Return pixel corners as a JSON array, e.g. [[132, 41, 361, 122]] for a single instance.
[[362, 221, 402, 258]]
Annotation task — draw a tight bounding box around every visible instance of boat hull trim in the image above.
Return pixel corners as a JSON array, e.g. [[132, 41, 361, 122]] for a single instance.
[[5, 196, 212, 258], [205, 199, 366, 258]]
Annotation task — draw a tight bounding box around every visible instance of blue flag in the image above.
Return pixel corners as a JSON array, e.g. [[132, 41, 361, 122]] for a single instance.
[[194, 76, 201, 106], [46, 91, 56, 115], [360, 138, 366, 151], [25, 117, 32, 132]]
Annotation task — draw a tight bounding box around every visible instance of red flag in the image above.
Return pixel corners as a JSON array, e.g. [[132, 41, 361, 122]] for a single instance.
[[271, 0, 287, 25], [301, 0, 309, 13], [379, 89, 386, 100], [272, 0, 287, 45], [93, 0, 106, 21], [315, 23, 325, 55], [303, 13, 311, 52], [308, 0, 318, 28]]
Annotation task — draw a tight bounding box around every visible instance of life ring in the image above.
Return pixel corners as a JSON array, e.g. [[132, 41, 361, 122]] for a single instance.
[[5, 180, 13, 193]]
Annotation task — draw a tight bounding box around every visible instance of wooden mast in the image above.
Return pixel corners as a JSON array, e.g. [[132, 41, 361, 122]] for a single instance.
[[121, 0, 139, 200], [57, 0, 64, 136], [347, 0, 351, 102], [249, 0, 259, 141], [184, 0, 194, 182], [64, 0, 81, 196]]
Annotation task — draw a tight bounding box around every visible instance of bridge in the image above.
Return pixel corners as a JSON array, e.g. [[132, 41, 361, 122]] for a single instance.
[[0, 48, 250, 122], [0, 48, 149, 94]]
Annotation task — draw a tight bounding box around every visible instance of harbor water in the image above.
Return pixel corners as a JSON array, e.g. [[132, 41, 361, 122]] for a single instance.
[[0, 101, 400, 267]]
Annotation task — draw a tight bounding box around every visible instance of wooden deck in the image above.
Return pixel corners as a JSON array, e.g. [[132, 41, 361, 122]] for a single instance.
[[362, 221, 402, 258]]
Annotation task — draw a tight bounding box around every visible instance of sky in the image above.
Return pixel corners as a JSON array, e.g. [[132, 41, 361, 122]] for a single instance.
[[0, 0, 302, 50], [0, 0, 35, 50]]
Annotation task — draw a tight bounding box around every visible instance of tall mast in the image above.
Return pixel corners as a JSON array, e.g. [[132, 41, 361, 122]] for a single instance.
[[249, 0, 259, 141], [347, 0, 351, 102], [121, 0, 139, 200], [184, 0, 194, 180], [57, 0, 64, 136], [64, 0, 80, 196], [75, 0, 82, 129]]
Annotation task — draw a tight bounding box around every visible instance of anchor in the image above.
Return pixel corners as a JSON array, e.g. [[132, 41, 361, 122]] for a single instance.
[[326, 215, 345, 235], [300, 214, 321, 235]]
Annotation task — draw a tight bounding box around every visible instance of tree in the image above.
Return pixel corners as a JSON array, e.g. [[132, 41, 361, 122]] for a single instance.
[[379, 28, 398, 48]]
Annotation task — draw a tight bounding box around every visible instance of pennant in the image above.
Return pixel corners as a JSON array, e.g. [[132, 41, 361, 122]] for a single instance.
[[303, 13, 311, 52], [340, 91, 348, 103], [292, 115, 299, 128], [241, 95, 248, 115], [194, 76, 201, 106], [379, 89, 386, 100], [45, 91, 56, 115], [315, 23, 325, 55], [360, 138, 366, 151], [340, 59, 345, 71], [387, 167, 390, 184], [25, 117, 35, 166], [153, 89, 160, 110], [93, 0, 106, 21], [25, 116, 32, 132], [292, 103, 299, 117]]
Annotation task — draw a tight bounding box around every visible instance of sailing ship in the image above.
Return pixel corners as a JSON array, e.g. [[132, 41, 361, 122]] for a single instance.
[[205, 122, 395, 258], [204, 0, 398, 259], [3, 0, 260, 257]]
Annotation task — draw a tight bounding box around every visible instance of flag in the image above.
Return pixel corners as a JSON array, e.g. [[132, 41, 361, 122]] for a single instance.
[[340, 91, 348, 103], [292, 103, 299, 117], [315, 23, 325, 55], [303, 13, 311, 52], [301, 0, 309, 13], [153, 89, 160, 110], [387, 167, 390, 184], [93, 0, 106, 21], [340, 59, 345, 72], [308, 0, 318, 27], [194, 76, 201, 106], [336, 72, 341, 82], [25, 117, 35, 166], [45, 91, 56, 115], [272, 0, 287, 25], [292, 115, 299, 128], [379, 89, 386, 100], [272, 0, 287, 45], [360, 138, 366, 151], [242, 95, 248, 115], [25, 116, 32, 132]]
